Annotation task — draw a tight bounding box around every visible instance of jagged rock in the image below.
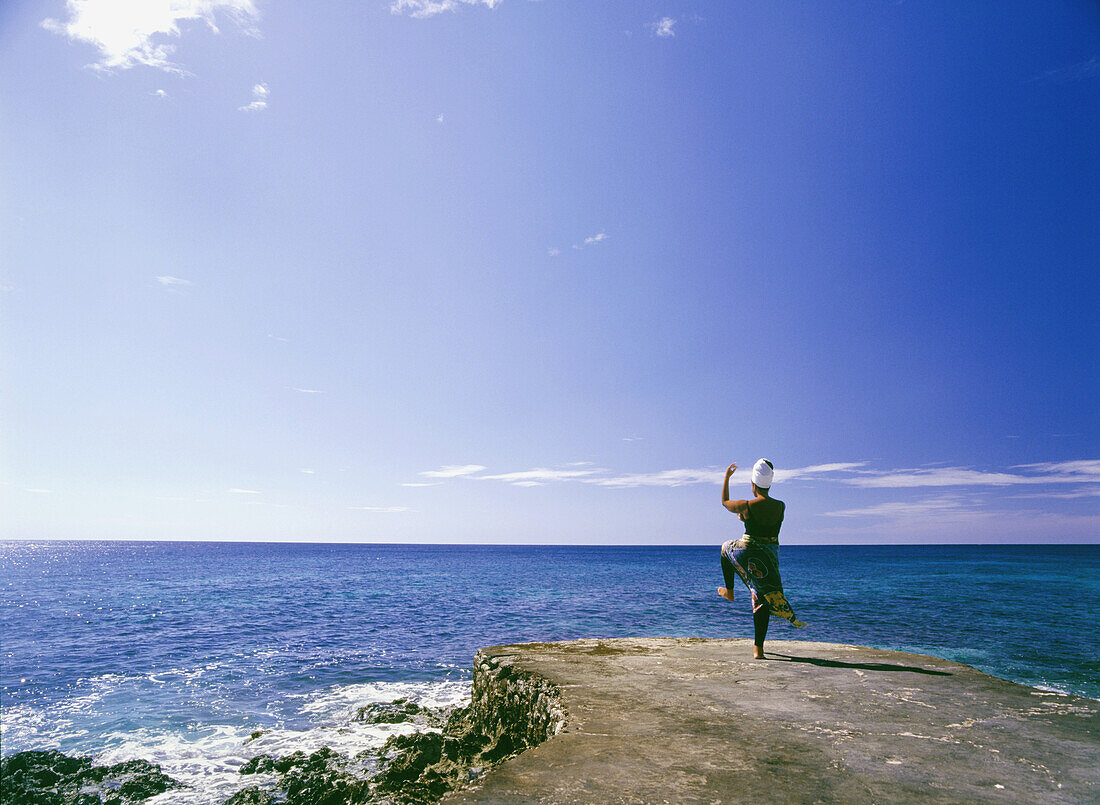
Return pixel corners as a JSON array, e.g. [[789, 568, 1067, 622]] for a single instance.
[[353, 699, 447, 730], [370, 654, 563, 804], [238, 755, 276, 775], [354, 698, 419, 725], [223, 787, 275, 805], [266, 747, 370, 805], [0, 750, 183, 805]]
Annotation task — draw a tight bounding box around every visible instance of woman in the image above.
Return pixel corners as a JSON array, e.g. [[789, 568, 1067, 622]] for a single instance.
[[718, 459, 805, 659]]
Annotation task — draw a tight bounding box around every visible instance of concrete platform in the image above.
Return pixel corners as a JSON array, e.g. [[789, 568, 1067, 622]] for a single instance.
[[445, 638, 1098, 804]]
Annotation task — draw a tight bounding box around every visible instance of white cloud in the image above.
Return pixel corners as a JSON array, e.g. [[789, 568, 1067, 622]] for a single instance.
[[155, 275, 191, 287], [153, 88, 168, 98], [402, 482, 441, 487], [478, 467, 603, 485], [390, 0, 502, 19], [25, 488, 54, 494], [1011, 488, 1100, 500], [299, 468, 315, 474], [267, 333, 289, 342], [420, 464, 486, 478], [291, 387, 324, 394], [436, 113, 444, 124], [349, 505, 413, 512], [650, 16, 675, 38], [844, 461, 1100, 488], [823, 495, 972, 519], [239, 82, 268, 112], [775, 462, 868, 482], [571, 231, 608, 250], [1010, 459, 1100, 476], [1031, 57, 1100, 85], [547, 247, 560, 257], [229, 488, 261, 494], [589, 462, 868, 489], [42, 0, 260, 74], [586, 468, 714, 488]]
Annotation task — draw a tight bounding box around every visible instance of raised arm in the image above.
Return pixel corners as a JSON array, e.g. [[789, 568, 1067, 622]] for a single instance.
[[722, 463, 749, 514]]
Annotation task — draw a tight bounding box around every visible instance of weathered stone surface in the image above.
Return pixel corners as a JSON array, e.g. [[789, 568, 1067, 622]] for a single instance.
[[444, 638, 1099, 804]]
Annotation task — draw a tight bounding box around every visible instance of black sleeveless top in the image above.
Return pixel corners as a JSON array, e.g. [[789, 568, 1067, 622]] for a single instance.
[[741, 497, 784, 544]]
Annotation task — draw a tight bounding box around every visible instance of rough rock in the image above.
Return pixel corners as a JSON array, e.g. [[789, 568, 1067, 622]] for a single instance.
[[355, 699, 444, 727], [0, 750, 182, 805], [444, 638, 1099, 804], [371, 650, 565, 804]]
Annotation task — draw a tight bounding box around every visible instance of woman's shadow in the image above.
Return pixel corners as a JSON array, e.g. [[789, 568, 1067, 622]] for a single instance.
[[765, 653, 952, 676]]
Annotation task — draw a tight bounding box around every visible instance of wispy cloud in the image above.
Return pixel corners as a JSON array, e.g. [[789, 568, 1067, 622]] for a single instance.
[[239, 82, 269, 112], [420, 464, 487, 478], [823, 495, 973, 518], [42, 0, 260, 74], [844, 460, 1100, 488], [349, 505, 413, 512], [1031, 57, 1100, 85], [404, 459, 1100, 499], [267, 333, 289, 342], [299, 468, 315, 474], [153, 88, 168, 98], [401, 482, 441, 487], [571, 231, 608, 250], [650, 16, 676, 38], [25, 488, 54, 494], [410, 461, 868, 490], [155, 275, 192, 290], [478, 467, 604, 486], [547, 247, 560, 257], [291, 387, 324, 394], [229, 488, 261, 494], [586, 468, 715, 488], [1010, 488, 1100, 500], [436, 113, 444, 124], [777, 462, 868, 482], [390, 0, 502, 18]]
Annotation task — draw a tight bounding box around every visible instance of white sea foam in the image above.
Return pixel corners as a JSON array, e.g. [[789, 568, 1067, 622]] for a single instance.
[[73, 679, 473, 805]]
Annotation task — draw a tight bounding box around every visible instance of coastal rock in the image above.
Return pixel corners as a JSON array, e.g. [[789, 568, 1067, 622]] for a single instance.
[[238, 755, 276, 775], [444, 638, 1100, 804], [0, 750, 182, 805], [354, 699, 444, 727], [371, 650, 565, 804], [223, 788, 275, 805]]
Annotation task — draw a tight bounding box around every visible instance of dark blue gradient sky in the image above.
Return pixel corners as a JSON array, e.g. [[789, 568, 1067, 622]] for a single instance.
[[2, 0, 1097, 542]]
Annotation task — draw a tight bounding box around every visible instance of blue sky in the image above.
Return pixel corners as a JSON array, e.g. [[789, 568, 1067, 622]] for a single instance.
[[1, 0, 1097, 544]]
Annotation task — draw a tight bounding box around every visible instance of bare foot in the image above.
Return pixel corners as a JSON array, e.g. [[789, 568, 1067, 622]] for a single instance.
[[752, 646, 765, 660], [717, 587, 735, 602]]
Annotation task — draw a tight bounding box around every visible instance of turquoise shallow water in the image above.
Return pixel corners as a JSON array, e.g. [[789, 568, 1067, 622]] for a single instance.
[[2, 541, 1097, 801]]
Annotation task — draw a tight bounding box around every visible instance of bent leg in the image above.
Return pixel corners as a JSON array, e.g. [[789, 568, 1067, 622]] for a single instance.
[[718, 544, 739, 601], [720, 542, 739, 589]]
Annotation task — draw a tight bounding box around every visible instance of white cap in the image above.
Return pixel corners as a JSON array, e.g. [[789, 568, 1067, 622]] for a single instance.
[[751, 459, 774, 489]]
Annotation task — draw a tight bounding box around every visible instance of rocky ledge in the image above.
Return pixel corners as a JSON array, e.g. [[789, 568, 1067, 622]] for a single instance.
[[444, 638, 1098, 804]]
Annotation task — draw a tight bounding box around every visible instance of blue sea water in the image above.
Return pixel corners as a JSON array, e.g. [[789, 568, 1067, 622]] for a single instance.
[[2, 541, 1098, 802]]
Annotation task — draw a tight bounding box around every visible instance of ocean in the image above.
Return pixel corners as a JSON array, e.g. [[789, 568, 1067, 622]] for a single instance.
[[2, 541, 1097, 803]]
